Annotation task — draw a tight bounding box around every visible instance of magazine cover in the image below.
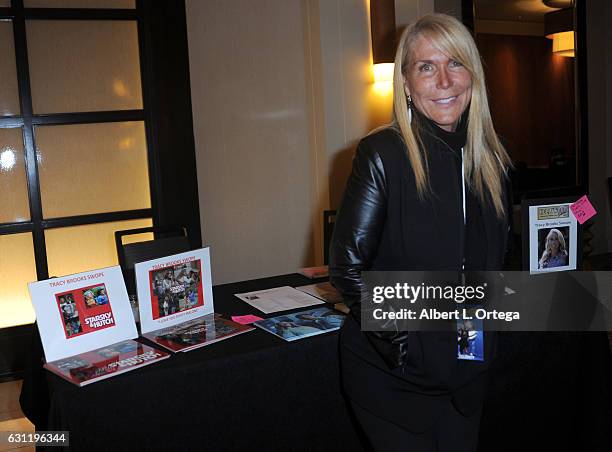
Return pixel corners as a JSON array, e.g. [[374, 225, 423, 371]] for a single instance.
[[29, 266, 138, 362], [44, 339, 170, 387], [142, 314, 253, 353], [135, 248, 214, 334], [525, 201, 578, 273], [253, 307, 345, 342]]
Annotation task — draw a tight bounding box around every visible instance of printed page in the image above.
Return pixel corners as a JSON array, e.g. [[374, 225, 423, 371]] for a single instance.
[[234, 286, 324, 314]]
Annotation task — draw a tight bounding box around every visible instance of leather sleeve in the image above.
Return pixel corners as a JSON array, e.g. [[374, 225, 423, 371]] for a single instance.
[[329, 138, 387, 310], [329, 138, 411, 369]]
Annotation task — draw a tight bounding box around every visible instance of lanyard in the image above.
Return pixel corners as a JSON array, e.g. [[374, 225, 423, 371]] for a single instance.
[[461, 148, 466, 225], [461, 148, 466, 272]]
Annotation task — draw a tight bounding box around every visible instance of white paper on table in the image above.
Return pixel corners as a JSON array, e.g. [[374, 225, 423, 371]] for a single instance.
[[234, 286, 324, 314]]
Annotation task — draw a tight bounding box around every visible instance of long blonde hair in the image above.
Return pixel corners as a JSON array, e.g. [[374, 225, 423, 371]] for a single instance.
[[540, 228, 567, 262], [392, 13, 512, 217]]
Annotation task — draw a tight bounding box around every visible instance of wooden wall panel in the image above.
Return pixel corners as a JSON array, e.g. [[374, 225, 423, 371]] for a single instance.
[[476, 33, 575, 169]]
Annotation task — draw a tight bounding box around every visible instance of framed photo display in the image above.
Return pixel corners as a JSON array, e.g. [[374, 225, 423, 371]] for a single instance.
[[28, 266, 138, 362], [521, 197, 581, 273], [135, 248, 214, 334]]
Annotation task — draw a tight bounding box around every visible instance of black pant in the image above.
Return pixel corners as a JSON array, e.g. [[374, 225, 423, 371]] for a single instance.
[[350, 399, 482, 452]]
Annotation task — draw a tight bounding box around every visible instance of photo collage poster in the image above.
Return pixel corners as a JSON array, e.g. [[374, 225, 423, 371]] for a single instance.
[[56, 282, 114, 339], [528, 202, 577, 273], [135, 248, 214, 334], [29, 266, 138, 362]]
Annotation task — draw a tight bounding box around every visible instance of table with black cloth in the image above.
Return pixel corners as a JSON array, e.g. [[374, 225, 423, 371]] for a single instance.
[[22, 274, 364, 452], [20, 273, 612, 452]]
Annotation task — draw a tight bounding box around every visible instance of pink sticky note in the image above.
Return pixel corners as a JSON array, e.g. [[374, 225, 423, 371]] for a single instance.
[[231, 314, 263, 325], [570, 195, 597, 224]]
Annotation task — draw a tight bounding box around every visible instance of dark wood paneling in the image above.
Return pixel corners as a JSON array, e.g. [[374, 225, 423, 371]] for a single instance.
[[461, 0, 474, 33], [476, 33, 575, 170], [370, 0, 396, 63], [21, 8, 138, 20], [575, 0, 588, 193], [42, 209, 152, 229], [138, 0, 201, 249], [31, 110, 144, 126]]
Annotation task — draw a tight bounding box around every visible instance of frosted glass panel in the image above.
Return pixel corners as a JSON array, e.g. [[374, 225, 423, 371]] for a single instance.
[[36, 121, 151, 218], [0, 233, 37, 328], [46, 218, 153, 277], [25, 0, 134, 7], [0, 128, 30, 223], [27, 20, 142, 113], [0, 21, 20, 116]]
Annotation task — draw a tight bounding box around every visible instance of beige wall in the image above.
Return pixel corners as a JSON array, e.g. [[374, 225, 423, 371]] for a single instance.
[[308, 0, 434, 256], [186, 0, 450, 284], [186, 0, 316, 284], [312, 0, 390, 211], [301, 0, 433, 209]]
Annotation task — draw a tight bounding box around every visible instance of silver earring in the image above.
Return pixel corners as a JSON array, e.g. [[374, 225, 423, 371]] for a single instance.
[[407, 95, 413, 123]]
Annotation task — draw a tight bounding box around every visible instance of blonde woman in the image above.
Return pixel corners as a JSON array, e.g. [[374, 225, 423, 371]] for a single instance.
[[330, 14, 512, 451], [539, 228, 568, 269]]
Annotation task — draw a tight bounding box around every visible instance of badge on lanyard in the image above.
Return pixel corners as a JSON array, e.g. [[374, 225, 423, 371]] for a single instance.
[[457, 307, 484, 361]]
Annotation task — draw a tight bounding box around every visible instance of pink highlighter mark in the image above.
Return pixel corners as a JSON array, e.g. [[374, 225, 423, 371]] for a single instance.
[[231, 314, 263, 325], [570, 195, 597, 224]]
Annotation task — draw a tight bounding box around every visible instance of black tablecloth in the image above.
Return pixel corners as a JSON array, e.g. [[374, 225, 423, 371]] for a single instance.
[[20, 274, 612, 451], [23, 274, 364, 452]]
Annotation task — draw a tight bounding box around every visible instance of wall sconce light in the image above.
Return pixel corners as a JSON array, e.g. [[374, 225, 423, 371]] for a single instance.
[[548, 31, 574, 57], [370, 0, 396, 83], [373, 62, 394, 83], [545, 8, 575, 58]]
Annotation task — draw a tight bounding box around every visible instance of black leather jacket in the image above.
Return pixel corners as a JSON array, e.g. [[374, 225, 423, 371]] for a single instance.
[[330, 120, 511, 373]]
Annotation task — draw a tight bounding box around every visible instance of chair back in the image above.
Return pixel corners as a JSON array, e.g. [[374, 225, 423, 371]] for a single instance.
[[115, 226, 191, 296], [323, 210, 337, 265]]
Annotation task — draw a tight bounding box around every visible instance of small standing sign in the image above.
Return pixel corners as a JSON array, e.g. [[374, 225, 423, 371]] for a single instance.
[[29, 266, 139, 363], [522, 198, 580, 273], [135, 247, 214, 334]]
